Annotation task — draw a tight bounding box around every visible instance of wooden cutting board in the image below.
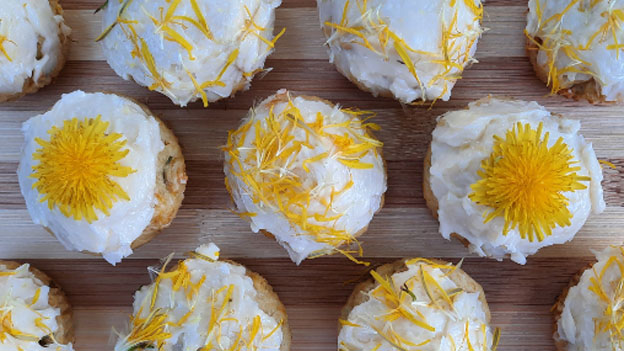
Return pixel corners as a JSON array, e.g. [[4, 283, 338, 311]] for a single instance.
[[1, 1, 622, 350]]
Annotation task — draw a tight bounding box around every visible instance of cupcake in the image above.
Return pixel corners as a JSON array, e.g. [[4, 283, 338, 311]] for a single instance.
[[526, 0, 624, 103], [317, 0, 484, 104], [553, 246, 624, 350], [98, 0, 284, 107], [0, 0, 71, 102], [114, 243, 290, 351], [0, 260, 74, 350], [338, 258, 500, 351], [17, 91, 187, 264], [223, 89, 387, 264], [424, 97, 605, 264]]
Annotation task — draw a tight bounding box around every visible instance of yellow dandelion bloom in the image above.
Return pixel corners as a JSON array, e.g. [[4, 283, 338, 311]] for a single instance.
[[31, 115, 135, 223], [469, 122, 590, 242]]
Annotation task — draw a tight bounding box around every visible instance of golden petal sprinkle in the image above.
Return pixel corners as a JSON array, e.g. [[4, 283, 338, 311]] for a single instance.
[[0, 35, 14, 62], [114, 249, 285, 351], [348, 259, 500, 351], [242, 4, 285, 51], [587, 250, 624, 349], [224, 94, 382, 264], [527, 0, 624, 94], [140, 37, 171, 91], [491, 327, 501, 351], [1, 310, 37, 343], [469, 122, 590, 242], [116, 308, 172, 351], [95, 0, 135, 42], [600, 159, 617, 169], [323, 0, 483, 104], [31, 115, 135, 223]]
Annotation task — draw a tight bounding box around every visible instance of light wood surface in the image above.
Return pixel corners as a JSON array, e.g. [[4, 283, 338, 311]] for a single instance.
[[1, 1, 623, 350]]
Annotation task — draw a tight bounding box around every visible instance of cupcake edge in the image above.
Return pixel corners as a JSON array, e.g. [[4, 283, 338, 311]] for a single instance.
[[551, 263, 589, 351], [0, 260, 74, 346], [423, 144, 472, 249], [225, 259, 292, 351], [0, 0, 71, 103], [128, 95, 187, 250]]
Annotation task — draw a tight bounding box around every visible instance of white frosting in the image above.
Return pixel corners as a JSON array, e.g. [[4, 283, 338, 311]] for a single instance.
[[526, 0, 624, 102], [0, 263, 73, 351], [100, 0, 282, 107], [429, 98, 605, 264], [0, 0, 70, 96], [339, 260, 495, 351], [115, 244, 284, 351], [224, 90, 387, 264], [556, 246, 624, 351], [317, 0, 483, 103], [17, 91, 164, 265]]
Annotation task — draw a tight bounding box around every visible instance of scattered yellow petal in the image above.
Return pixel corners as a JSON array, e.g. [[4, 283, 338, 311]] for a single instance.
[[0, 35, 14, 62], [600, 159, 617, 169], [224, 93, 383, 264], [339, 319, 361, 328], [323, 0, 483, 104]]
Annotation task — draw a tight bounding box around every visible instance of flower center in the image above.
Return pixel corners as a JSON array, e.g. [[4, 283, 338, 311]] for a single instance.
[[469, 122, 590, 242], [31, 115, 135, 223]]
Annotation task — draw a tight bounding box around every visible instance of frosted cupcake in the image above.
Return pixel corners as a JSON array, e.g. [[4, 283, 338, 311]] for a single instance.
[[424, 97, 605, 264], [0, 0, 71, 102], [223, 89, 387, 264], [526, 0, 624, 103], [114, 243, 290, 351], [17, 91, 187, 264], [554, 246, 624, 350], [98, 0, 284, 107], [317, 0, 484, 103], [0, 260, 74, 351], [339, 258, 500, 351]]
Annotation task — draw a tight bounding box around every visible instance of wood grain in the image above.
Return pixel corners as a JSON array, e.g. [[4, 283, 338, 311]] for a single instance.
[[1, 1, 623, 351], [23, 257, 595, 351]]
